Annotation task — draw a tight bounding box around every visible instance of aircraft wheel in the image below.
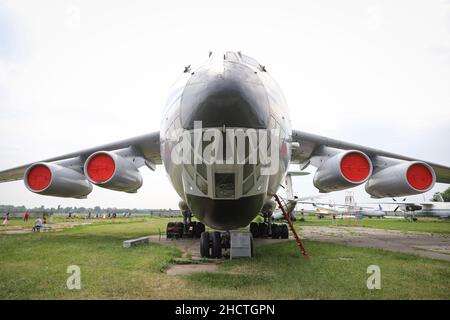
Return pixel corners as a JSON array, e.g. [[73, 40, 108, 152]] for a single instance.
[[271, 224, 280, 239], [166, 222, 175, 239], [281, 224, 289, 239], [175, 222, 184, 238], [200, 232, 210, 258], [211, 231, 222, 259], [193, 222, 202, 238], [250, 222, 259, 238], [258, 223, 268, 238]]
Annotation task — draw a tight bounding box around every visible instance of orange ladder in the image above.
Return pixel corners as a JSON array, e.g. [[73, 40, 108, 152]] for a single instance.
[[273, 194, 308, 257]]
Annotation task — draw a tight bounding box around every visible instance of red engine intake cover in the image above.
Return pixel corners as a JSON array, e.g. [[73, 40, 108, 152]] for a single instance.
[[86, 153, 115, 183], [340, 152, 371, 182], [407, 163, 433, 190], [27, 165, 52, 191]]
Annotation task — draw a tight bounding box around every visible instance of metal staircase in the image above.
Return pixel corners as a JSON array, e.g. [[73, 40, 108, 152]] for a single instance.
[[273, 194, 308, 257]]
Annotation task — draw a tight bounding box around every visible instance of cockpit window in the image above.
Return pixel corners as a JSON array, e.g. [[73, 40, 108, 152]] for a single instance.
[[215, 173, 235, 198]]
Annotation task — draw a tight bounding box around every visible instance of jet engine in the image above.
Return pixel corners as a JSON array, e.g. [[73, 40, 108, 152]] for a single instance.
[[24, 163, 92, 198], [313, 150, 372, 192], [84, 151, 143, 193], [365, 161, 435, 198]]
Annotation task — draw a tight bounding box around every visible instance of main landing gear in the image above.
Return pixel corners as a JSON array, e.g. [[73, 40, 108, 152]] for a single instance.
[[249, 221, 289, 239], [166, 208, 205, 239]]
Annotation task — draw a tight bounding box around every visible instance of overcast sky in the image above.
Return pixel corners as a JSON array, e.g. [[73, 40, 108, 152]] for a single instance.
[[0, 0, 449, 210]]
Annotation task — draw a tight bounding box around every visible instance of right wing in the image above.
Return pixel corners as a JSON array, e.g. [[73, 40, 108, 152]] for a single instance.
[[0, 131, 161, 183], [291, 130, 450, 184]]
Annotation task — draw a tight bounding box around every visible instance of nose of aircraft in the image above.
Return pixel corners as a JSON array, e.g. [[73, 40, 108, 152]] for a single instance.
[[180, 62, 270, 129]]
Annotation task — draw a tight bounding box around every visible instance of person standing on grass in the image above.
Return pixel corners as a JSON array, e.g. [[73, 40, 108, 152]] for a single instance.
[[24, 211, 30, 222]]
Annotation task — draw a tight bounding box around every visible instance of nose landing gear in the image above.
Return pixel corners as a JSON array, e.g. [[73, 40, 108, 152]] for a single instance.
[[200, 231, 229, 258]]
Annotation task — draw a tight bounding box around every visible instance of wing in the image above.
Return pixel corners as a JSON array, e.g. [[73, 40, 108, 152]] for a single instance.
[[291, 130, 450, 184], [0, 131, 161, 183]]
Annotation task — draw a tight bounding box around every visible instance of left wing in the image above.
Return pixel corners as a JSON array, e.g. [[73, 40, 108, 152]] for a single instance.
[[0, 132, 161, 183]]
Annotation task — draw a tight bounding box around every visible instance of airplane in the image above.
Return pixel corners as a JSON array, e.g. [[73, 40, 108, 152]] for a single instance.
[[376, 193, 450, 221], [1, 51, 449, 258], [309, 202, 386, 219]]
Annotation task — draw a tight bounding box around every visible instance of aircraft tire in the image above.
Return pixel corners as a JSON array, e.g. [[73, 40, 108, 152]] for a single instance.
[[166, 222, 175, 239], [175, 222, 184, 238], [211, 231, 222, 259], [271, 224, 280, 239], [258, 223, 268, 238], [281, 224, 289, 239], [200, 232, 210, 258], [250, 222, 259, 238]]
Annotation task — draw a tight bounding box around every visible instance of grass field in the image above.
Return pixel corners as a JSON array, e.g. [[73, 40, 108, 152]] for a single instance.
[[1, 217, 449, 299]]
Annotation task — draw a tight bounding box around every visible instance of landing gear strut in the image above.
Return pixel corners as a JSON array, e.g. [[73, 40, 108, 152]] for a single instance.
[[166, 209, 205, 239]]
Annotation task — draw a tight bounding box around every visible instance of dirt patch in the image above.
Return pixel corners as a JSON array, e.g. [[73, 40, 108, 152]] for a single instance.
[[166, 263, 218, 275], [300, 226, 450, 262], [0, 222, 92, 235]]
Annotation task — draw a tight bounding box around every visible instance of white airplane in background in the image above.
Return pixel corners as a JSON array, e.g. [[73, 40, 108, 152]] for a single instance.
[[377, 193, 450, 221], [309, 202, 386, 219], [1, 51, 449, 258]]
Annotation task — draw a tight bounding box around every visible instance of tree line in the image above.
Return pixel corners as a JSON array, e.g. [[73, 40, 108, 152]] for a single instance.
[[0, 204, 181, 216]]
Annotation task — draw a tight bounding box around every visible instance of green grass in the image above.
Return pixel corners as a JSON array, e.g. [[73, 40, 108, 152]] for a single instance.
[[187, 241, 450, 299], [294, 216, 450, 235], [1, 217, 449, 299]]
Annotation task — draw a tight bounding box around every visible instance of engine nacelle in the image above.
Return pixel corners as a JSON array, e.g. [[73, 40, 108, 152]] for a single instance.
[[24, 163, 92, 198], [365, 161, 435, 198], [84, 151, 143, 193], [313, 150, 372, 192]]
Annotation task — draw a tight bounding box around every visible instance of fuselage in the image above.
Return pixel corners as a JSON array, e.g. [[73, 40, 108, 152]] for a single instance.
[[160, 52, 292, 230]]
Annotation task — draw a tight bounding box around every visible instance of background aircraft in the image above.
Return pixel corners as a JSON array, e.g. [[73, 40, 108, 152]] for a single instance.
[[375, 193, 450, 220], [310, 202, 386, 219], [1, 52, 449, 258]]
